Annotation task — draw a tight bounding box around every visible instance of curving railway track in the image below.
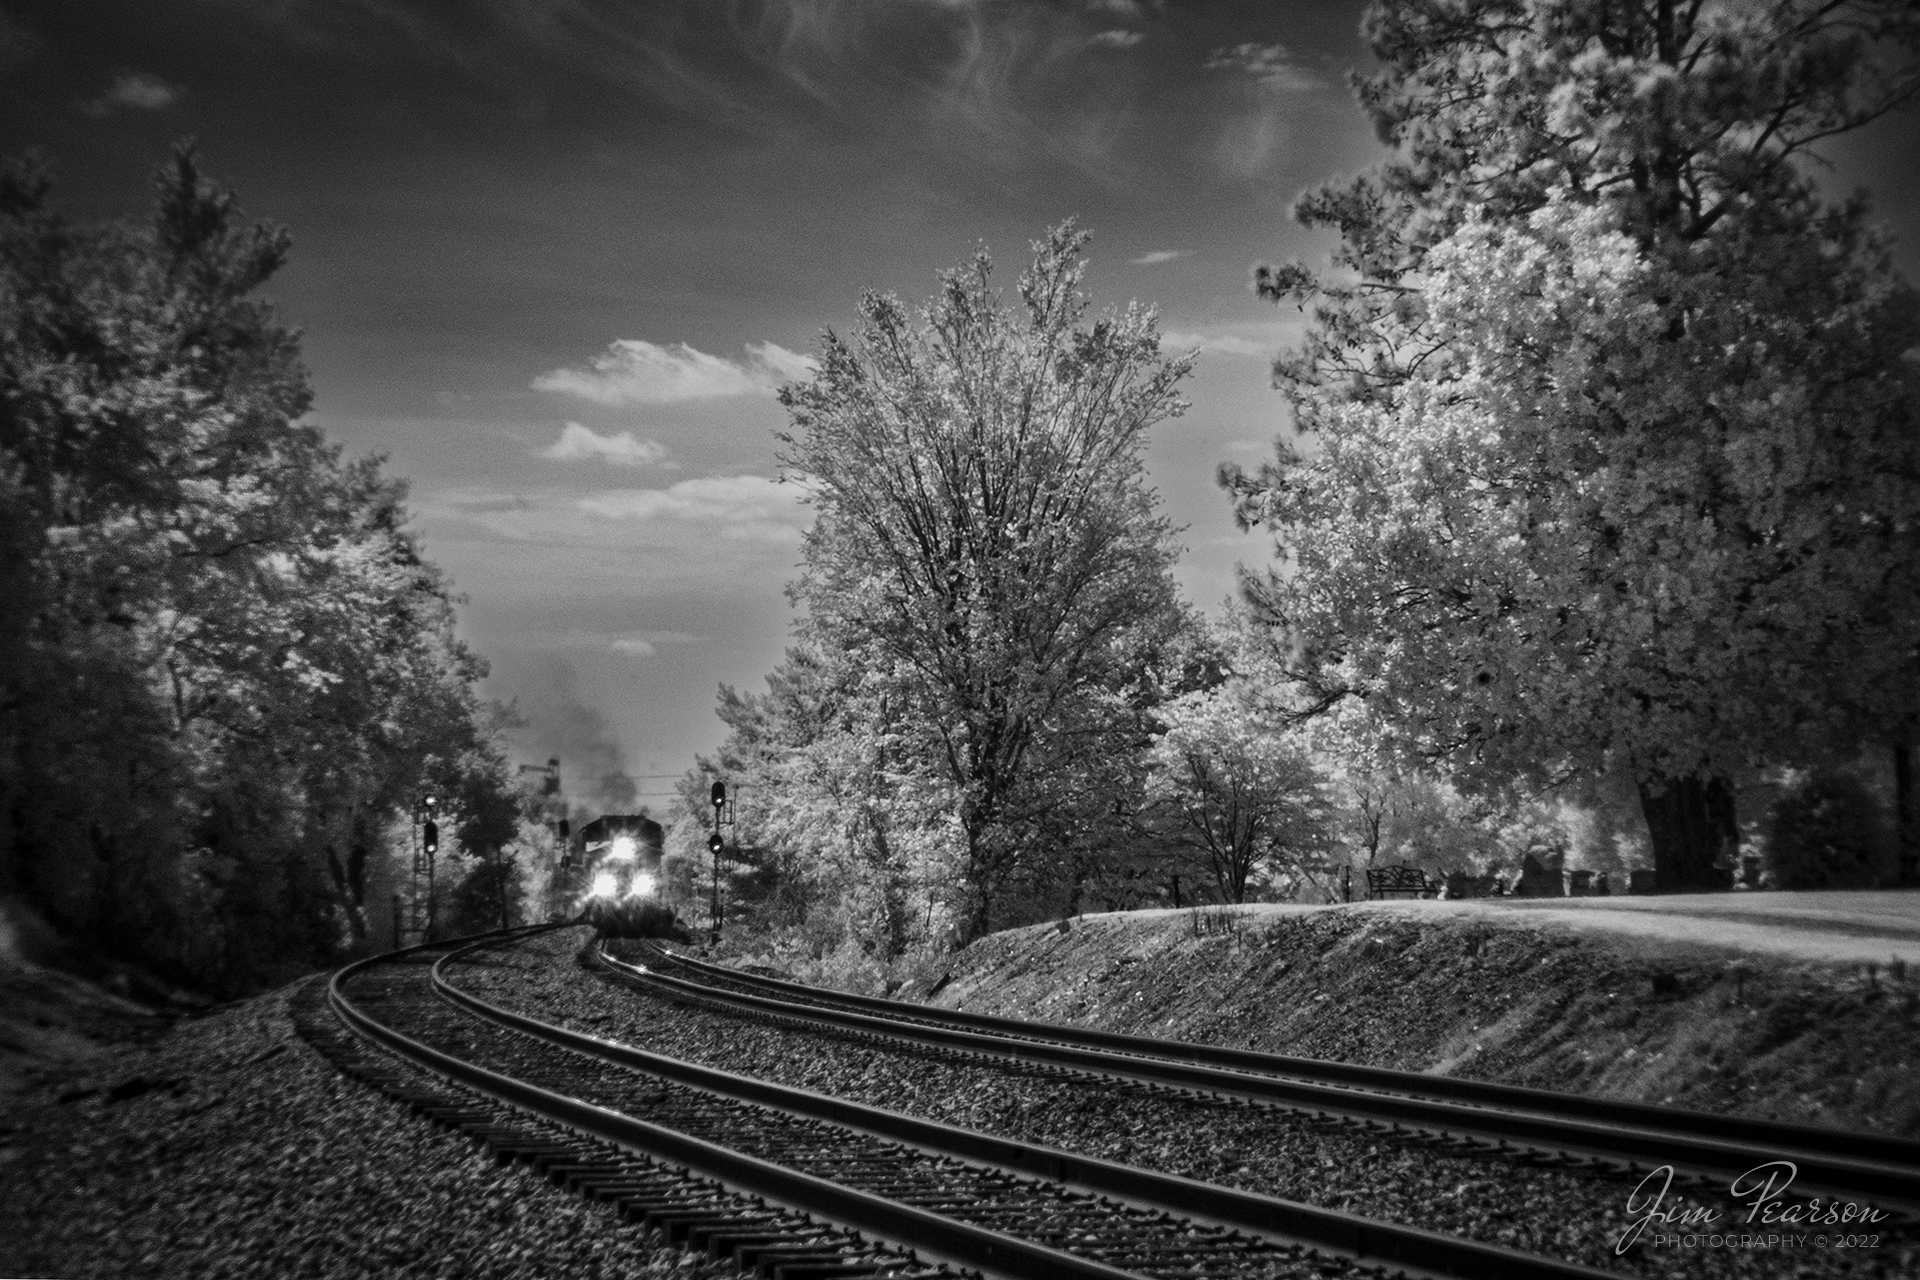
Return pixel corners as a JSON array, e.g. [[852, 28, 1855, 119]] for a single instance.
[[612, 941, 1920, 1216], [313, 926, 1644, 1280]]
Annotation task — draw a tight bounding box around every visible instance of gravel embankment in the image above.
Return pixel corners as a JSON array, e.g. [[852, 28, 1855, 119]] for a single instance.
[[1, 966, 740, 1280], [455, 929, 1919, 1280]]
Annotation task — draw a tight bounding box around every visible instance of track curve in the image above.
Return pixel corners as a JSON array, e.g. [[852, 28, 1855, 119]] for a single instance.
[[615, 941, 1920, 1215], [321, 927, 1623, 1279]]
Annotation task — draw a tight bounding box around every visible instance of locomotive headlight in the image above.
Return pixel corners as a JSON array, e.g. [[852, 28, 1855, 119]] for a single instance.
[[628, 872, 656, 898], [609, 836, 636, 861], [590, 871, 618, 898]]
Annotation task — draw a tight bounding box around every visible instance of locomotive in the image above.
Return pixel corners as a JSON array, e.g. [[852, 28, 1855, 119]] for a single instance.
[[575, 812, 664, 900]]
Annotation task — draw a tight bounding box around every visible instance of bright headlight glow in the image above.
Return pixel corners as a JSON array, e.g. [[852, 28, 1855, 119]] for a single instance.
[[627, 872, 656, 898], [590, 871, 618, 898], [609, 836, 636, 861]]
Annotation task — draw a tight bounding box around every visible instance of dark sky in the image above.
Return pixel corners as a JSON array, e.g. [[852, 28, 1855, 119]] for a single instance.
[[4, 0, 1915, 806]]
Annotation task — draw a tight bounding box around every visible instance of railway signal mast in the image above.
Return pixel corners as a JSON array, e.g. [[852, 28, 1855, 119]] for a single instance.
[[709, 780, 726, 944], [404, 793, 438, 944]]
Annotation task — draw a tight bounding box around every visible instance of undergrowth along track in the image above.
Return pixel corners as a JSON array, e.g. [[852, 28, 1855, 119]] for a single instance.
[[617, 941, 1920, 1215]]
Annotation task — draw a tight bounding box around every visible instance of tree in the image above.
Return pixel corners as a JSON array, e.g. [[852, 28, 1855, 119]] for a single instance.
[[778, 223, 1195, 939], [0, 145, 508, 989], [1763, 767, 1897, 889], [1146, 687, 1332, 904], [1224, 1, 1920, 890]]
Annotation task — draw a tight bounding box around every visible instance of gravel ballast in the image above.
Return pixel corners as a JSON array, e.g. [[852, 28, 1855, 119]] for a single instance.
[[453, 929, 1917, 1280], [8, 923, 1914, 1280], [1, 966, 740, 1279]]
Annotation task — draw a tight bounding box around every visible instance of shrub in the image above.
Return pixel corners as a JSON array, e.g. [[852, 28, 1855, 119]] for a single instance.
[[1763, 770, 1894, 890]]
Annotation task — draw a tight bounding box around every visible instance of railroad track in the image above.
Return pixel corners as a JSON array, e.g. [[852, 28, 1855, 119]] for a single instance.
[[318, 926, 1619, 1280], [612, 941, 1920, 1217]]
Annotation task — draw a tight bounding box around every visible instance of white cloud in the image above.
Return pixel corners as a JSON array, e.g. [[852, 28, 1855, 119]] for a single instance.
[[1204, 42, 1322, 93], [1159, 321, 1302, 359], [1131, 249, 1186, 265], [745, 339, 817, 384], [605, 628, 702, 656], [536, 626, 707, 657], [531, 339, 816, 405], [1088, 29, 1143, 48], [579, 475, 808, 543], [83, 72, 180, 115], [1162, 329, 1269, 357], [411, 482, 806, 603], [536, 421, 673, 467]]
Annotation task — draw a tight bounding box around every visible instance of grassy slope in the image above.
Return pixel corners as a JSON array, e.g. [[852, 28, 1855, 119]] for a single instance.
[[918, 904, 1920, 1137]]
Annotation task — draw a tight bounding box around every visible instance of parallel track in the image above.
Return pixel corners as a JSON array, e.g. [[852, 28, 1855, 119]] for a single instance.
[[323, 928, 1619, 1280], [618, 941, 1920, 1214]]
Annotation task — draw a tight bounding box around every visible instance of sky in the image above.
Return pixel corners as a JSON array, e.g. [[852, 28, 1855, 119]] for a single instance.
[[4, 0, 1916, 813]]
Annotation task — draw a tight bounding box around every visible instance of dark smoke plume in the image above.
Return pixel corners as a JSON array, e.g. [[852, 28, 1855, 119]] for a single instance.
[[509, 656, 640, 816]]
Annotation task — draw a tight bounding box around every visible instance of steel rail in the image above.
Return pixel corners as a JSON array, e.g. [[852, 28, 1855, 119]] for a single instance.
[[609, 946, 1920, 1212], [429, 936, 1616, 1280], [331, 934, 1150, 1280], [640, 941, 1920, 1172]]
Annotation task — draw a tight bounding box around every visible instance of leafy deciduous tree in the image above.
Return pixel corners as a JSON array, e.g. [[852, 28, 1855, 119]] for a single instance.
[[0, 146, 516, 988], [777, 222, 1195, 939], [1146, 687, 1332, 904], [1226, 0, 1920, 889]]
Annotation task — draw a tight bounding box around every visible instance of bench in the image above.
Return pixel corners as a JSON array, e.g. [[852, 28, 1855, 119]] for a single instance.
[[1366, 864, 1440, 899]]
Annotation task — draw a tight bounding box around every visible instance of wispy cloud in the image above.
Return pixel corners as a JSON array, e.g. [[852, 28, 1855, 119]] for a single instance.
[[1131, 249, 1186, 265], [579, 475, 807, 543], [82, 71, 180, 115], [745, 339, 816, 383], [536, 421, 673, 467], [1160, 321, 1303, 359], [414, 475, 811, 600], [1204, 42, 1322, 94], [531, 339, 815, 406], [421, 475, 807, 545], [522, 625, 709, 659], [1088, 29, 1143, 49], [226, 1, 1147, 184]]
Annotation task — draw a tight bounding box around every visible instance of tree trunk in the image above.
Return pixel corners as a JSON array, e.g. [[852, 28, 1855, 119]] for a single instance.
[[957, 815, 994, 945], [1636, 773, 1738, 892], [495, 850, 513, 931], [1896, 744, 1917, 887], [959, 894, 991, 946]]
